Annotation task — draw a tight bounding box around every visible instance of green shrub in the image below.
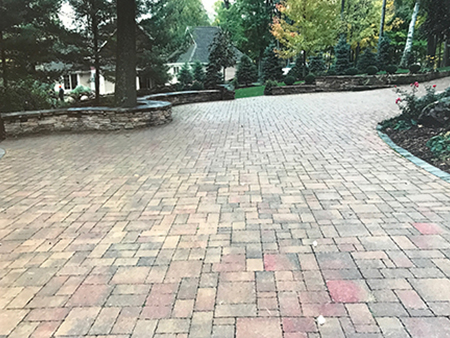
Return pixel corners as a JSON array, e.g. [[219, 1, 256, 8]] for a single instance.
[[346, 67, 358, 76], [367, 66, 378, 75], [394, 82, 440, 121], [284, 75, 295, 86], [71, 85, 92, 101], [262, 43, 284, 82], [264, 80, 278, 95], [178, 62, 193, 87], [0, 79, 62, 113], [427, 131, 450, 160], [191, 81, 204, 90], [192, 61, 206, 83], [236, 55, 258, 87], [385, 65, 398, 74], [288, 56, 309, 80], [309, 53, 326, 75], [334, 36, 351, 75], [357, 48, 377, 73], [409, 64, 421, 74], [305, 73, 316, 85], [376, 35, 392, 71], [327, 69, 337, 76]]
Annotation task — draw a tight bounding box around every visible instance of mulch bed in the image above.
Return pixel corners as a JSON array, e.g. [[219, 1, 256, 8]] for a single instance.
[[384, 126, 450, 174]]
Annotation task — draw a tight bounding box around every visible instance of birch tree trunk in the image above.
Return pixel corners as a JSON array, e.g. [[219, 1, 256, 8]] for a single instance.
[[115, 0, 137, 108], [400, 0, 420, 68]]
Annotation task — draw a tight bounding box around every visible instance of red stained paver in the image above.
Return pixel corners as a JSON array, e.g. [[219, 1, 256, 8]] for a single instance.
[[327, 280, 374, 303]]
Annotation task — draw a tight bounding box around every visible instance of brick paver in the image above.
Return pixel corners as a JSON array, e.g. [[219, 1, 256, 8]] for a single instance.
[[1, 78, 450, 337]]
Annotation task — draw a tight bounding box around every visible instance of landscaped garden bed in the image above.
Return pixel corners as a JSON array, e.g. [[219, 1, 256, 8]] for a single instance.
[[379, 82, 450, 175]]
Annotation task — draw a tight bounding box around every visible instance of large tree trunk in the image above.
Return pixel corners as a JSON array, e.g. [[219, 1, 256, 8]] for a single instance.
[[427, 34, 437, 59], [444, 37, 450, 67], [400, 0, 420, 68], [92, 1, 100, 105], [115, 0, 137, 108], [379, 0, 387, 37]]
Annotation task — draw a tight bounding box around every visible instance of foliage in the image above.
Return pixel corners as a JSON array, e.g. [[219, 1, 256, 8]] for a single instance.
[[308, 53, 327, 75], [192, 61, 205, 83], [209, 30, 237, 77], [178, 63, 194, 87], [214, 0, 275, 64], [327, 69, 337, 76], [367, 65, 379, 75], [284, 75, 295, 85], [204, 62, 223, 89], [0, 78, 62, 113], [271, 0, 339, 59], [334, 35, 351, 75], [262, 43, 284, 82], [141, 0, 210, 56], [288, 56, 309, 80], [346, 67, 358, 75], [427, 131, 450, 160], [264, 79, 278, 95], [394, 82, 440, 121], [191, 81, 204, 90], [0, 0, 67, 85], [345, 0, 395, 51], [236, 55, 258, 87], [409, 64, 421, 73], [357, 48, 377, 73], [138, 50, 172, 87], [421, 0, 450, 50], [305, 73, 316, 84], [71, 85, 92, 101], [385, 64, 398, 74], [376, 35, 392, 71]]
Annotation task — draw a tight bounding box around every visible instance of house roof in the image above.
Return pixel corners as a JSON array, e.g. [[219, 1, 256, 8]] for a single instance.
[[176, 26, 243, 64]]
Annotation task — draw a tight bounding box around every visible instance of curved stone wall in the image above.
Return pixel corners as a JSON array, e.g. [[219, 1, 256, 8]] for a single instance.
[[0, 101, 171, 138], [144, 88, 235, 106]]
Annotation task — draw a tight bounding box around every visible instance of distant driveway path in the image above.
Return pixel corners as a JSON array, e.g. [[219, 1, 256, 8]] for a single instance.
[[1, 78, 450, 338]]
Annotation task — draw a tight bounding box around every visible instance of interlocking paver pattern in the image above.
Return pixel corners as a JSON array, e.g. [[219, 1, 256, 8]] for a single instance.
[[1, 77, 450, 337]]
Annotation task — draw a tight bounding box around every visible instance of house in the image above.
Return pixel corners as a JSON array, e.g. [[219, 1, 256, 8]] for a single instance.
[[168, 26, 244, 83]]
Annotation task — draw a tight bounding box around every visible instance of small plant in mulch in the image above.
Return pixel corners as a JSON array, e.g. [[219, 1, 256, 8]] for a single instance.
[[427, 131, 450, 160]]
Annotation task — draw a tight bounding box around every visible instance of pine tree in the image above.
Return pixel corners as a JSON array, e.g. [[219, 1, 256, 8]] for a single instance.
[[376, 35, 391, 71], [288, 55, 309, 80], [309, 53, 326, 75], [357, 48, 377, 73], [178, 62, 193, 88], [204, 62, 223, 89], [334, 36, 351, 75], [192, 61, 205, 83], [208, 30, 236, 80], [236, 55, 258, 87], [262, 43, 283, 82]]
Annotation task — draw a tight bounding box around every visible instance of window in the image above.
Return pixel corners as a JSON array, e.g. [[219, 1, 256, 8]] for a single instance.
[[173, 67, 180, 74], [63, 74, 78, 90]]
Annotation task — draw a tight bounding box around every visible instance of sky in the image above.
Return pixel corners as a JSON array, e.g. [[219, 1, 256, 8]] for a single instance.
[[202, 0, 217, 20]]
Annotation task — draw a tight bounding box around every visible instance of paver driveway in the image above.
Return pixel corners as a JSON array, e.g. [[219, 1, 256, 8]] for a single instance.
[[1, 78, 450, 338]]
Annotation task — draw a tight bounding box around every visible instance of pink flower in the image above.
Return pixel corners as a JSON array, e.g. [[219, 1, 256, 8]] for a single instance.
[[395, 98, 402, 104], [433, 84, 437, 88], [414, 81, 419, 88]]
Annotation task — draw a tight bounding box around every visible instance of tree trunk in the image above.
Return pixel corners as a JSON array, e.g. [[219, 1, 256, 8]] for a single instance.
[[115, 0, 137, 108], [302, 50, 307, 78], [92, 1, 100, 105], [444, 37, 449, 67], [340, 0, 345, 20], [400, 0, 420, 68], [0, 28, 7, 88], [427, 34, 437, 59], [379, 0, 387, 37]]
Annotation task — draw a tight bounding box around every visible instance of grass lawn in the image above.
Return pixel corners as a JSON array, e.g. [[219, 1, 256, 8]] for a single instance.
[[235, 85, 265, 99]]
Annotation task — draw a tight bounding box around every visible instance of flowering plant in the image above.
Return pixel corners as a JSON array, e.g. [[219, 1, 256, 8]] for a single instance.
[[394, 82, 439, 120]]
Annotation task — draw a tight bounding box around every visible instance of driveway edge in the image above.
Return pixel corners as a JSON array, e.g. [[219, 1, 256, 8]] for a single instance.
[[0, 148, 4, 160], [377, 128, 450, 183]]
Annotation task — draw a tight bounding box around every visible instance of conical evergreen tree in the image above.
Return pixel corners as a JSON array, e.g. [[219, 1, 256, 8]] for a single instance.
[[309, 53, 327, 75], [357, 48, 377, 73], [178, 62, 193, 88], [192, 61, 205, 83], [334, 36, 351, 75], [376, 35, 391, 71], [262, 43, 283, 82], [288, 55, 309, 80], [204, 62, 223, 89], [236, 55, 258, 87]]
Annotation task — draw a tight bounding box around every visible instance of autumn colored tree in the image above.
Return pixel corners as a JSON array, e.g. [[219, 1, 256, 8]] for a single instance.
[[271, 0, 339, 71]]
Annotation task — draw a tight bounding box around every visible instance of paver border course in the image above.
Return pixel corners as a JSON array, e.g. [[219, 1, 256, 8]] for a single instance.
[[378, 127, 450, 183]]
